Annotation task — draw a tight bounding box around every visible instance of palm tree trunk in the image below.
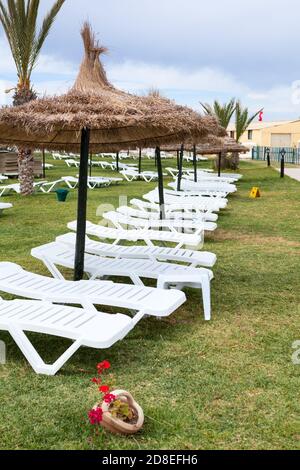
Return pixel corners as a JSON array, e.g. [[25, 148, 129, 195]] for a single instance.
[[13, 86, 38, 196], [18, 149, 34, 196], [231, 152, 240, 170]]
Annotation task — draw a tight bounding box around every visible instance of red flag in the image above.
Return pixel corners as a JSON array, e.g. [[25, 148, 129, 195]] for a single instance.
[[259, 111, 264, 122]]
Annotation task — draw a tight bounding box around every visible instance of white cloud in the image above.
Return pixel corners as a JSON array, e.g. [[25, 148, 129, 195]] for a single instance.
[[246, 85, 300, 115], [107, 61, 247, 95], [35, 80, 73, 98], [1, 32, 299, 120], [0, 38, 76, 77], [0, 38, 76, 104]]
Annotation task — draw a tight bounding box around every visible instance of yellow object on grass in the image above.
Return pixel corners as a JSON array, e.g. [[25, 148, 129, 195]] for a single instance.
[[250, 187, 261, 198]]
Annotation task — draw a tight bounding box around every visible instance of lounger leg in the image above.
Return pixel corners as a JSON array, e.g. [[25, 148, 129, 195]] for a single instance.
[[130, 274, 144, 286], [8, 326, 82, 375], [157, 275, 211, 321], [41, 257, 66, 280], [201, 274, 211, 321]]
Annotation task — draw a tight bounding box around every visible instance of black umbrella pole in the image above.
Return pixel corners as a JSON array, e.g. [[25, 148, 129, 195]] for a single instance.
[[139, 148, 142, 174], [177, 145, 184, 191], [42, 149, 46, 179], [116, 152, 119, 172], [89, 152, 92, 177], [218, 152, 222, 177], [156, 147, 165, 220], [193, 145, 197, 182], [74, 127, 90, 281]]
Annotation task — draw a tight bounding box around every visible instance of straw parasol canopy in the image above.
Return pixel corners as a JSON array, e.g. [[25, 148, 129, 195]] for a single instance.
[[162, 136, 248, 154], [0, 24, 224, 153], [0, 23, 227, 280], [194, 137, 248, 155], [163, 136, 248, 187]]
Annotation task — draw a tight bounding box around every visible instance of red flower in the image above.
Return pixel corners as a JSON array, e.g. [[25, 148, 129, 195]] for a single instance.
[[99, 385, 110, 393], [88, 407, 103, 425], [103, 393, 116, 404], [97, 360, 111, 372], [91, 377, 101, 384]]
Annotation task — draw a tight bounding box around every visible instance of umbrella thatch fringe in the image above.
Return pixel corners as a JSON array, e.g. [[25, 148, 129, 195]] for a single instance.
[[163, 136, 248, 154]]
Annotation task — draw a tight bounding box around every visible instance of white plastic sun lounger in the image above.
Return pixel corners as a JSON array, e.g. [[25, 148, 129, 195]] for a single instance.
[[56, 232, 217, 268], [103, 211, 217, 236], [183, 155, 208, 163], [172, 179, 237, 193], [77, 176, 112, 187], [166, 167, 192, 178], [120, 170, 166, 183], [0, 202, 12, 215], [130, 199, 219, 220], [65, 159, 79, 168], [209, 172, 243, 181], [0, 185, 14, 197], [119, 170, 139, 182], [187, 170, 243, 181], [139, 171, 167, 183], [81, 176, 123, 186], [62, 176, 111, 189], [169, 181, 236, 197], [0, 262, 185, 319], [144, 190, 228, 210], [163, 188, 229, 201], [0, 181, 47, 196], [99, 161, 116, 170], [183, 173, 237, 184], [88, 160, 104, 168], [119, 163, 138, 170], [0, 298, 154, 375], [52, 153, 71, 160], [43, 163, 54, 170], [39, 180, 65, 194], [117, 205, 218, 223], [68, 220, 204, 249], [31, 242, 213, 320], [62, 176, 85, 189]]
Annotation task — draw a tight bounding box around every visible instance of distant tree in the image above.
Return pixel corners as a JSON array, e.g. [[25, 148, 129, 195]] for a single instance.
[[201, 98, 262, 169], [0, 0, 66, 195], [235, 101, 262, 141], [231, 101, 263, 168], [201, 98, 236, 129], [201, 99, 236, 169]]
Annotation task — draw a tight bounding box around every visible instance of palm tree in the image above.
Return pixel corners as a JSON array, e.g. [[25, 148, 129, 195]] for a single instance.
[[0, 0, 66, 195], [201, 98, 236, 129], [231, 101, 263, 168], [201, 99, 236, 169], [235, 101, 262, 141]]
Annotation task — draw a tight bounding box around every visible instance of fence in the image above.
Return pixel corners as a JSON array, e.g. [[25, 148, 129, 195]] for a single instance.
[[252, 146, 300, 164]]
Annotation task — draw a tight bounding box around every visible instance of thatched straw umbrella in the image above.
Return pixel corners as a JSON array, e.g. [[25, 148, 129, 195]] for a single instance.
[[164, 136, 248, 187], [0, 23, 225, 280], [194, 137, 248, 178]]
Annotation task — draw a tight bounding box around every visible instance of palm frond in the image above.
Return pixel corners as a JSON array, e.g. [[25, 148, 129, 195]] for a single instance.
[[0, 0, 65, 87], [200, 102, 214, 116], [201, 99, 236, 128], [30, 0, 65, 73], [235, 100, 263, 141]]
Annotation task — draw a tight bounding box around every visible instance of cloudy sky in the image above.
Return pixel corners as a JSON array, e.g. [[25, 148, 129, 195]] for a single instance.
[[1, 0, 300, 120]]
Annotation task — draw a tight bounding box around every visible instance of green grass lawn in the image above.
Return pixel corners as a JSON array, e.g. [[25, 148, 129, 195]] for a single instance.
[[0, 155, 300, 450]]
